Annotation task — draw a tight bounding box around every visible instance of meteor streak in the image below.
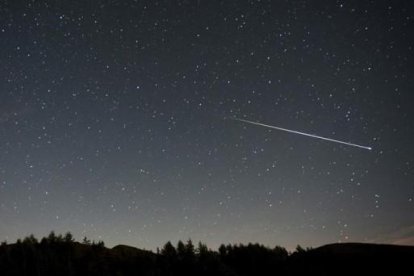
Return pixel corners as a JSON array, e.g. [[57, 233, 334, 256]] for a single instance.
[[232, 117, 372, 151]]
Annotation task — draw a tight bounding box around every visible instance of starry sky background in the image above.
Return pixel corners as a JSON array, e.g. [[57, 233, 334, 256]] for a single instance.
[[0, 0, 413, 251]]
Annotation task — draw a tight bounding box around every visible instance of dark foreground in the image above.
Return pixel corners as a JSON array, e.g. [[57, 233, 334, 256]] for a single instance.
[[0, 233, 413, 276]]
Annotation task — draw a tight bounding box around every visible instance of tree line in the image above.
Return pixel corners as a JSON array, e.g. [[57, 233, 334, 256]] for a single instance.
[[1, 232, 412, 276], [0, 232, 295, 276]]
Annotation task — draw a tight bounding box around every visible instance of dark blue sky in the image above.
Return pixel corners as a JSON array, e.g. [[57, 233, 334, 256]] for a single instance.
[[0, 0, 413, 250]]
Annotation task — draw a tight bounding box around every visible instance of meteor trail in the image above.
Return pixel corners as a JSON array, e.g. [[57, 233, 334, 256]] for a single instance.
[[232, 117, 372, 151]]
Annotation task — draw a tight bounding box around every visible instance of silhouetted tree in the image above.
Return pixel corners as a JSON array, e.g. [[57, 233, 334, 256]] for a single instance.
[[56, 233, 64, 242], [23, 234, 38, 245], [64, 232, 74, 243], [92, 240, 105, 248], [177, 240, 186, 257], [161, 241, 177, 257], [273, 245, 289, 260], [295, 244, 306, 253], [197, 242, 209, 256], [219, 244, 227, 257], [82, 236, 91, 245], [185, 239, 195, 257], [47, 231, 57, 243]]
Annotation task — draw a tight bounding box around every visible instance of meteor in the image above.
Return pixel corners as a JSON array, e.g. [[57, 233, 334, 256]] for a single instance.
[[232, 117, 372, 151]]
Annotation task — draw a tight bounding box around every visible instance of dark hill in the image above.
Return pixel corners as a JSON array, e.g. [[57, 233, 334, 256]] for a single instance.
[[111, 244, 155, 258], [288, 243, 414, 275], [314, 242, 414, 256], [0, 233, 413, 276]]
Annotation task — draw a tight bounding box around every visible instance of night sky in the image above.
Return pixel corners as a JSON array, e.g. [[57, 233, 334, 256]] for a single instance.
[[1, 0, 413, 251]]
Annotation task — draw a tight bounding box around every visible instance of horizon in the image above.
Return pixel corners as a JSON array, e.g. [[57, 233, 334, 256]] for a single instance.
[[3, 231, 414, 253]]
